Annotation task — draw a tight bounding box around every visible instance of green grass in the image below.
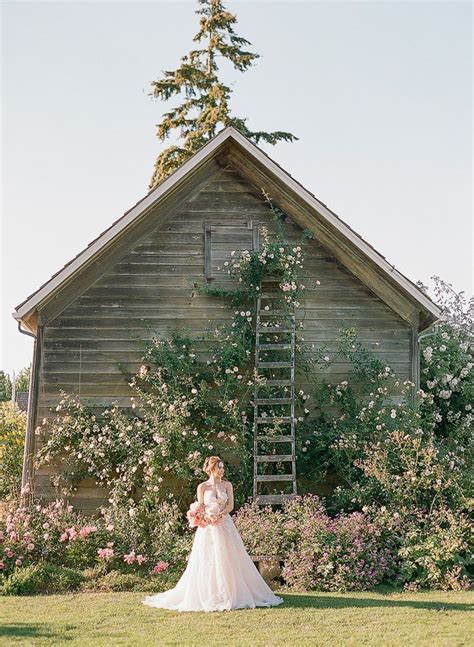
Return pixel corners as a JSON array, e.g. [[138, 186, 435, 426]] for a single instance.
[[0, 588, 472, 646]]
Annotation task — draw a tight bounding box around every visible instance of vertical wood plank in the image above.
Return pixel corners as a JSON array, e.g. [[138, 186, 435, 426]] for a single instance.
[[21, 324, 43, 500], [411, 325, 420, 403], [204, 221, 212, 281], [252, 221, 260, 251]]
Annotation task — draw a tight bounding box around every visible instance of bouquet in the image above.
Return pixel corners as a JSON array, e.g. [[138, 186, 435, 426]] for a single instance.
[[186, 500, 225, 529]]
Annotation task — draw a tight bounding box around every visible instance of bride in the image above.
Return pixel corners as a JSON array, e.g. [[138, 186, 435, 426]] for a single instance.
[[143, 455, 284, 613]]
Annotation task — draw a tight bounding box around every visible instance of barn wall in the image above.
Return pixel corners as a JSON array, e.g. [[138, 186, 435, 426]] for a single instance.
[[33, 166, 414, 510]]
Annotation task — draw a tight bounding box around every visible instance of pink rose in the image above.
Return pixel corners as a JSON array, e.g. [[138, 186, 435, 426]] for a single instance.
[[27, 543, 35, 551], [15, 559, 22, 567], [5, 550, 14, 558], [0, 562, 4, 570], [136, 554, 146, 565]]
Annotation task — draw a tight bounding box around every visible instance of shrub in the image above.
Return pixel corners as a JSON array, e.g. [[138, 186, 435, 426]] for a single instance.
[[100, 496, 194, 572], [0, 402, 26, 500], [280, 495, 398, 592], [395, 506, 472, 591], [233, 500, 289, 558], [2, 563, 84, 595], [0, 499, 109, 576]]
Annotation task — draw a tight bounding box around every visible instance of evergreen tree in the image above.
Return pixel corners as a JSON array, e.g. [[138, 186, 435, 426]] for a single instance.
[[148, 0, 297, 191], [0, 371, 12, 402], [15, 365, 31, 392]]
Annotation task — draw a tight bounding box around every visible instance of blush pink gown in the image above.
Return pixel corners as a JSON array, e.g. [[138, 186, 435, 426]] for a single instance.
[[142, 486, 284, 612]]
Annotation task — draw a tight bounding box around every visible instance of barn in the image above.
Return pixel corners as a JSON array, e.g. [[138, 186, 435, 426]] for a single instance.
[[13, 126, 442, 511]]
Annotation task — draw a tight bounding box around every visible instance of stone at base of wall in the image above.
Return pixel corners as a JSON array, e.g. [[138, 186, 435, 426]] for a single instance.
[[251, 556, 282, 584]]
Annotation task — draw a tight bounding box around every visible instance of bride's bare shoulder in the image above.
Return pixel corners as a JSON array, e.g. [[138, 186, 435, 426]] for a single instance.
[[222, 479, 233, 490]]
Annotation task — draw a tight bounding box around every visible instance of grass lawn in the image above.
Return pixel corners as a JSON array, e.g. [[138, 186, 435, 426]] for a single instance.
[[0, 587, 472, 646]]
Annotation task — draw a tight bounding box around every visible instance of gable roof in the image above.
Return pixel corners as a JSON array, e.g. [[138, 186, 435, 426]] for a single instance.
[[13, 126, 442, 333]]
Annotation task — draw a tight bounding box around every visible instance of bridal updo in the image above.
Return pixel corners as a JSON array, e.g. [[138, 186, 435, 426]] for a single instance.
[[203, 456, 223, 477]]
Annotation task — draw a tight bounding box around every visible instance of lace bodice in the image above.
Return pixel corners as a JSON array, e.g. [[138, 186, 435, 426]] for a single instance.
[[203, 484, 228, 505]]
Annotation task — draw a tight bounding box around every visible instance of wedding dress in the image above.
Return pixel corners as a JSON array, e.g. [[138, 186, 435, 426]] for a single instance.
[[142, 484, 284, 612]]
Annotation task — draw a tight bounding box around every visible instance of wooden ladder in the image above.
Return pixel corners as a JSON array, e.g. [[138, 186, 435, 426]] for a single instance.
[[252, 290, 297, 506]]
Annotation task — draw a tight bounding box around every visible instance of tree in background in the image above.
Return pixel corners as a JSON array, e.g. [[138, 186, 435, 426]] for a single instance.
[[0, 402, 26, 500], [0, 371, 12, 402], [0, 365, 31, 405], [15, 365, 31, 393], [148, 0, 297, 190]]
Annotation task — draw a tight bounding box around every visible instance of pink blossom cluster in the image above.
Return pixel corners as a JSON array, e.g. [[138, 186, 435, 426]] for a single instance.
[[123, 550, 146, 565], [59, 524, 97, 542], [152, 561, 169, 574], [97, 542, 115, 560]]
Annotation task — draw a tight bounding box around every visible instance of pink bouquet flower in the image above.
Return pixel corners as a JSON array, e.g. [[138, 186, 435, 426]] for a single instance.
[[186, 500, 225, 529]]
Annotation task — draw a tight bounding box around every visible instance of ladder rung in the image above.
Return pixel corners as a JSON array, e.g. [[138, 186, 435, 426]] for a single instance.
[[260, 294, 288, 299], [257, 343, 292, 350], [256, 474, 294, 482], [259, 310, 295, 316], [257, 454, 294, 462], [257, 361, 293, 368], [255, 494, 296, 504], [256, 416, 293, 423], [256, 435, 294, 442], [255, 398, 292, 404], [257, 327, 294, 333]]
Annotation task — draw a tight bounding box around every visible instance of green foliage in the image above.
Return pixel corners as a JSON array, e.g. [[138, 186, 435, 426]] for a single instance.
[[0, 371, 12, 402], [393, 506, 472, 591], [231, 500, 289, 558], [417, 278, 473, 441], [235, 495, 400, 592], [2, 563, 84, 595], [148, 0, 297, 190], [0, 402, 26, 500], [0, 498, 181, 590], [15, 365, 31, 393], [234, 496, 471, 592]]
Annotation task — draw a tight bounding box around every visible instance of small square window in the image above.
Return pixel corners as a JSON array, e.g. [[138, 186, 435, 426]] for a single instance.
[[204, 220, 260, 281]]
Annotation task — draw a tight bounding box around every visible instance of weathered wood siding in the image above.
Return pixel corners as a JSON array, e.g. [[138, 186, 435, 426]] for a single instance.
[[34, 166, 414, 509]]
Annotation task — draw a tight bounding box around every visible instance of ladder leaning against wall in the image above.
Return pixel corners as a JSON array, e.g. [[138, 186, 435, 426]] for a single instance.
[[252, 286, 297, 506]]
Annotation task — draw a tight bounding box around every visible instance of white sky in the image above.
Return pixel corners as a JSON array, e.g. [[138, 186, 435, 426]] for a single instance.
[[1, 0, 472, 375]]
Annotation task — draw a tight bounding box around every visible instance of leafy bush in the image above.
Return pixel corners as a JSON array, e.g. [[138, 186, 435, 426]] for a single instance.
[[395, 506, 472, 591], [0, 402, 26, 500], [100, 497, 194, 572], [0, 499, 111, 576], [0, 496, 188, 590], [233, 500, 289, 558], [234, 495, 472, 592], [2, 563, 84, 595], [280, 496, 398, 592]]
